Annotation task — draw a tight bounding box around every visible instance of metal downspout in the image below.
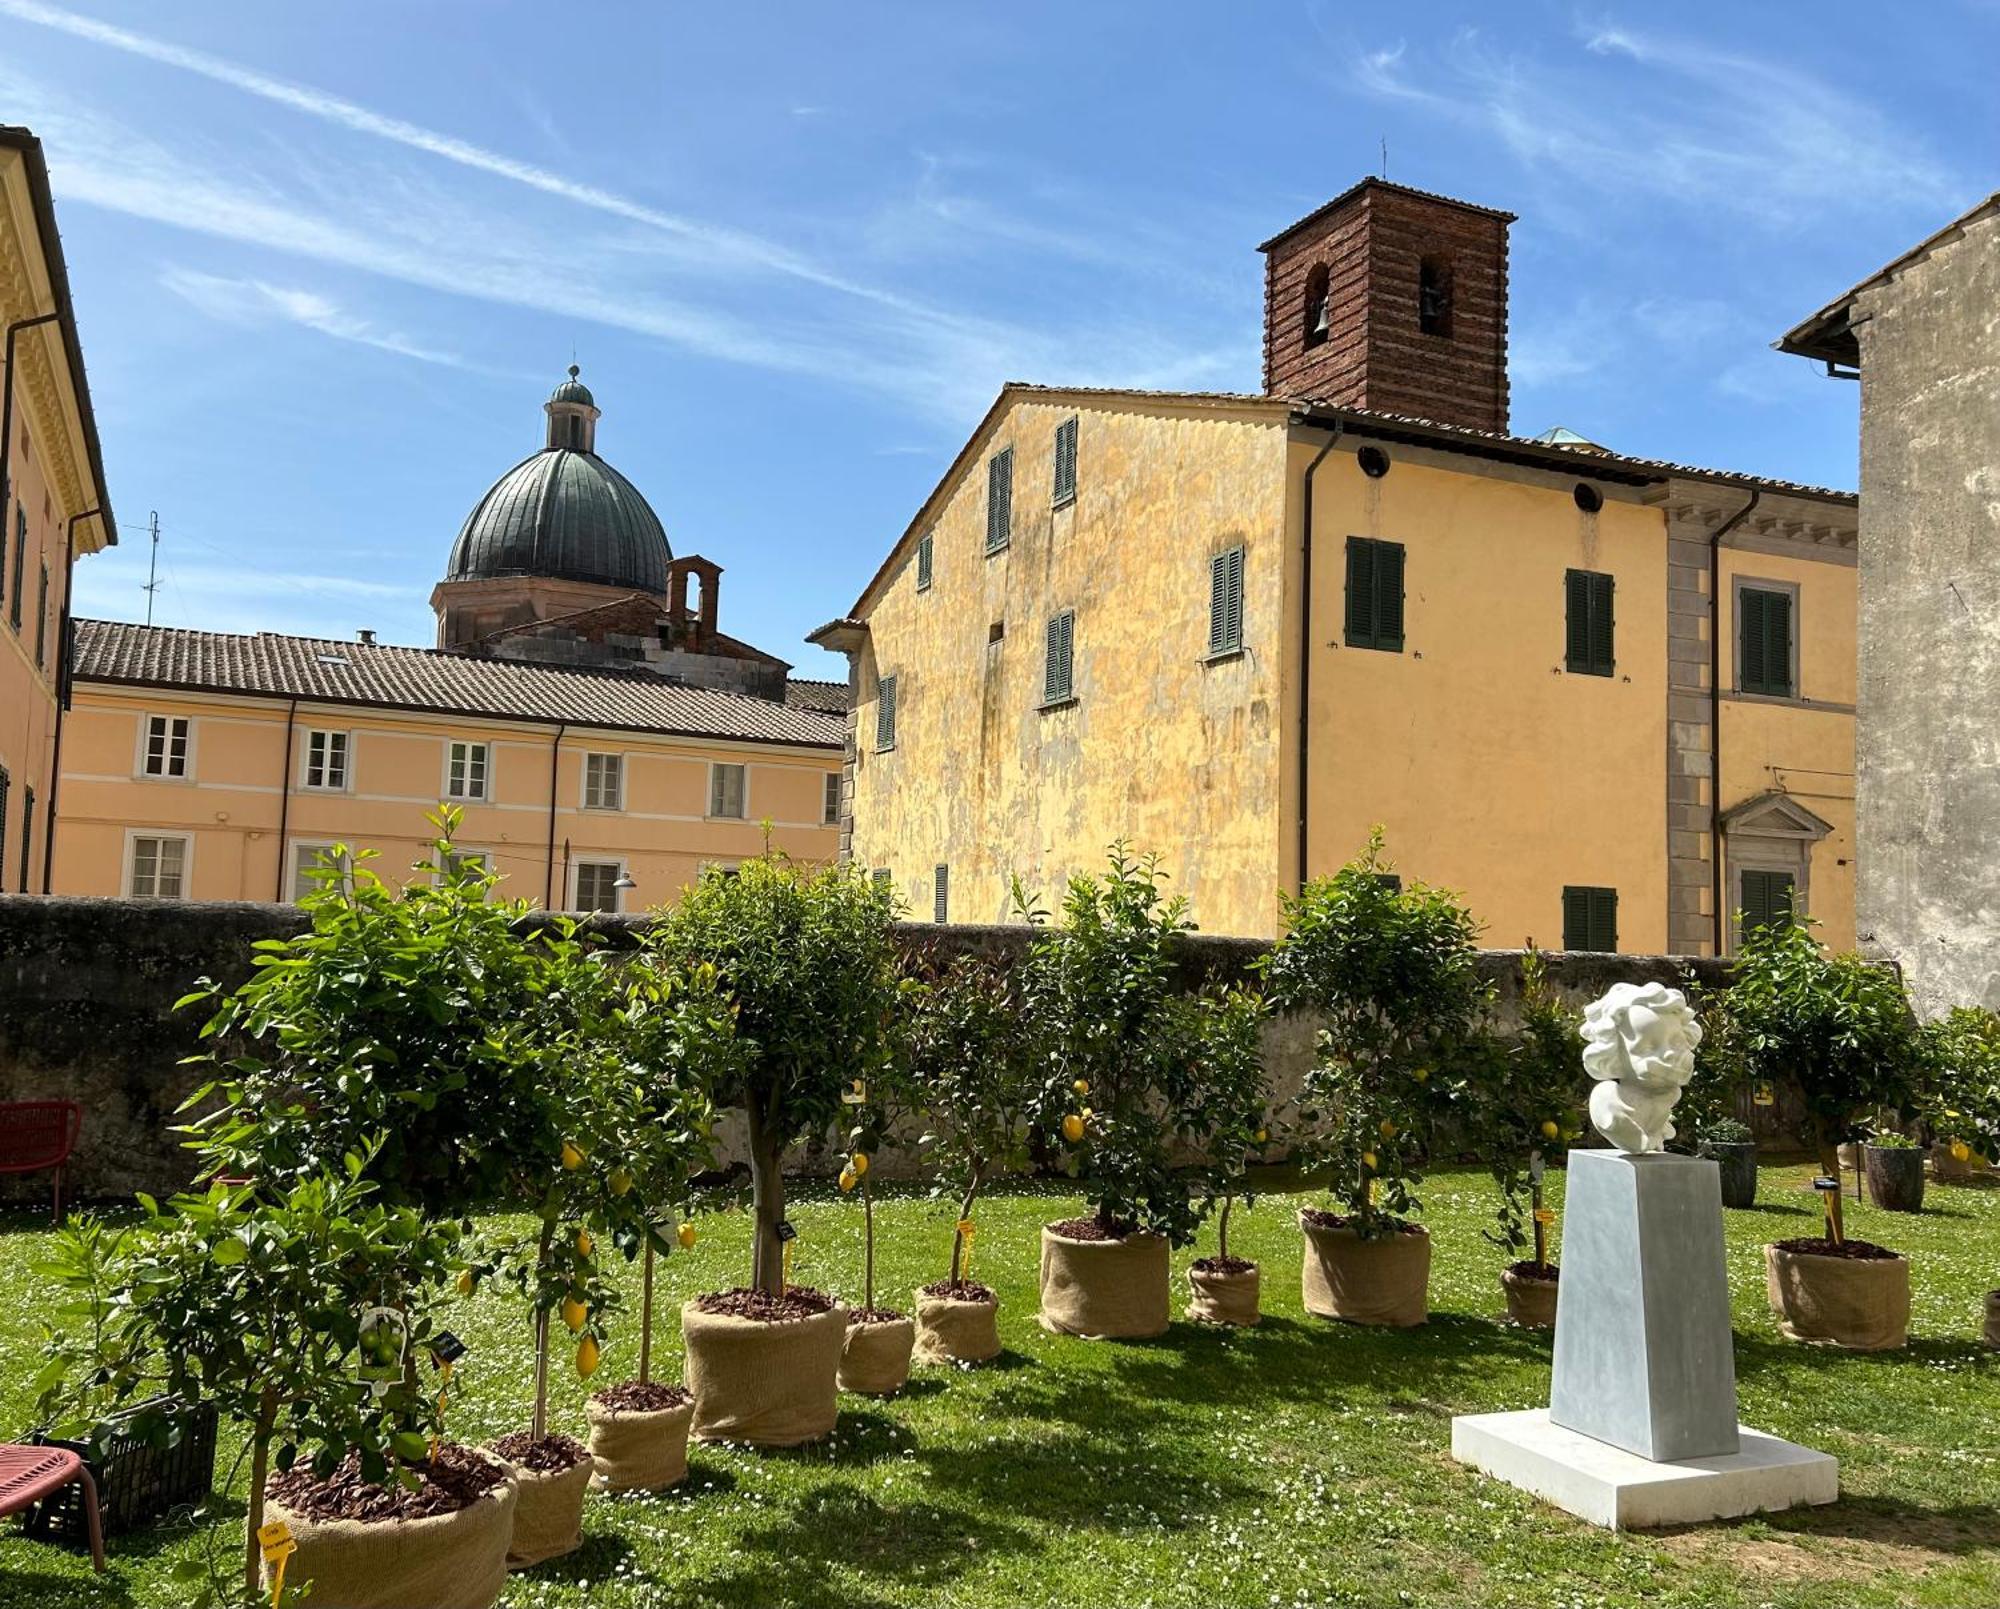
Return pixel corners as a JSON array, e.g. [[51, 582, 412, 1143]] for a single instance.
[[1296, 422, 1345, 892], [39, 506, 98, 890], [1708, 489, 1762, 953], [0, 312, 60, 524], [544, 721, 568, 908], [272, 697, 299, 901]]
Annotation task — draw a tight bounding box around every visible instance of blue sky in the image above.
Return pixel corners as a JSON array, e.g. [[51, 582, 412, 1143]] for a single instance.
[[4, 2, 1992, 678]]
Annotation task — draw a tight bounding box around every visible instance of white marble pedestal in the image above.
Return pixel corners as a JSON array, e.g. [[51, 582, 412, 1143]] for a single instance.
[[1452, 1410, 1838, 1530]]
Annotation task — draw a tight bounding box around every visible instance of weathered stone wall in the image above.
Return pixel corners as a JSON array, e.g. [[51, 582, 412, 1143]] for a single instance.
[[0, 893, 1754, 1206], [1850, 206, 2000, 1017]]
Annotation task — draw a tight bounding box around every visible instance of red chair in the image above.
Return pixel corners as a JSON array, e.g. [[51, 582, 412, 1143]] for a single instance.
[[0, 1444, 105, 1570], [0, 1100, 83, 1223]]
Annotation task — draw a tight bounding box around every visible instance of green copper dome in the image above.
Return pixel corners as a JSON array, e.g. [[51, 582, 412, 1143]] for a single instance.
[[447, 371, 670, 594]]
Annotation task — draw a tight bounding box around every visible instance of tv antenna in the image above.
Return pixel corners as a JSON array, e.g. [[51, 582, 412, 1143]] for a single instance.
[[142, 510, 162, 626]]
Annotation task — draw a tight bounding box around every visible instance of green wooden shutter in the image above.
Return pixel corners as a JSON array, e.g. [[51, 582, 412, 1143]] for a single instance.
[[1739, 590, 1767, 692], [1591, 886, 1618, 951], [1562, 885, 1618, 950], [1043, 611, 1074, 703], [8, 507, 22, 627], [1764, 591, 1793, 696], [933, 863, 949, 923], [875, 674, 897, 750], [915, 533, 933, 591], [1740, 869, 1795, 937], [1345, 537, 1375, 645], [34, 563, 47, 667], [1590, 573, 1614, 674], [986, 449, 1013, 551], [1209, 546, 1245, 654], [1053, 418, 1078, 506], [1740, 588, 1794, 696], [1566, 570, 1614, 675], [1374, 541, 1405, 650]]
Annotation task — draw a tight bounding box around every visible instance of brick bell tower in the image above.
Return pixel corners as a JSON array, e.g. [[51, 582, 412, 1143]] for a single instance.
[[1259, 179, 1515, 434]]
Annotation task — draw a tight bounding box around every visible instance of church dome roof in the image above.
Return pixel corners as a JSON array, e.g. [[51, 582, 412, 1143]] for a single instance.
[[549, 364, 595, 406], [446, 371, 670, 594]]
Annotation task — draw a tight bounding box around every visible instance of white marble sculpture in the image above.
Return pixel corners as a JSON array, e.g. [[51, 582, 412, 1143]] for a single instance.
[[1580, 981, 1703, 1153]]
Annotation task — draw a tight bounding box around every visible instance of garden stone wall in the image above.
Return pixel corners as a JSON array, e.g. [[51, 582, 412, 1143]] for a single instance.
[[0, 895, 1740, 1205]]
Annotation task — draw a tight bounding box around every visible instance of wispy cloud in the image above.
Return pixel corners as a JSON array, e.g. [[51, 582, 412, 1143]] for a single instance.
[[1350, 22, 1960, 225], [160, 266, 467, 366]]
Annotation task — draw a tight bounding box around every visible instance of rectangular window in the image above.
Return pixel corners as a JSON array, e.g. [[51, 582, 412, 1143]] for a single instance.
[[1565, 569, 1615, 677], [1043, 610, 1075, 705], [583, 752, 623, 810], [1562, 885, 1619, 952], [302, 729, 349, 791], [933, 863, 949, 923], [1208, 546, 1246, 656], [875, 674, 898, 751], [291, 843, 354, 902], [915, 533, 933, 592], [709, 762, 747, 819], [18, 786, 31, 892], [446, 739, 490, 801], [574, 861, 623, 914], [34, 563, 48, 668], [142, 714, 191, 778], [1344, 537, 1405, 652], [129, 833, 189, 899], [872, 868, 892, 893], [1738, 585, 1795, 697], [986, 447, 1013, 552], [1740, 869, 1795, 939], [1052, 417, 1078, 508], [823, 770, 842, 825], [8, 505, 22, 628]]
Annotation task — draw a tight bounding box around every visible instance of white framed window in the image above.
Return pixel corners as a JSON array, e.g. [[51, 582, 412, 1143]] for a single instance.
[[582, 752, 623, 811], [445, 739, 491, 802], [709, 762, 747, 820], [573, 860, 624, 914], [291, 842, 355, 902], [127, 832, 190, 898], [302, 729, 350, 791], [823, 771, 841, 825], [139, 714, 192, 779]]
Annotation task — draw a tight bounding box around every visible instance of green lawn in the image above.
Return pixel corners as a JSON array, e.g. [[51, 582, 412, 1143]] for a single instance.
[[3, 1164, 1997, 1608]]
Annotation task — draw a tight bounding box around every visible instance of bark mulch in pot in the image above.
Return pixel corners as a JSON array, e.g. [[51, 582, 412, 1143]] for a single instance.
[[920, 1278, 995, 1302], [1299, 1207, 1425, 1235], [266, 1444, 507, 1523], [1772, 1236, 1901, 1260], [590, 1381, 690, 1415], [490, 1431, 588, 1474], [913, 1281, 1003, 1366], [1045, 1215, 1138, 1242], [691, 1286, 836, 1322], [1191, 1255, 1256, 1275], [490, 1432, 591, 1571], [587, 1383, 695, 1494]]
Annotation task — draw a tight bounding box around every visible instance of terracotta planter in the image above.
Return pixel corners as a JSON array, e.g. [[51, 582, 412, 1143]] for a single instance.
[[263, 1451, 516, 1609], [1037, 1225, 1169, 1339], [1185, 1260, 1261, 1326], [1864, 1145, 1927, 1213], [912, 1289, 1002, 1365], [499, 1450, 591, 1571], [1701, 1141, 1759, 1208], [585, 1393, 692, 1493], [681, 1298, 846, 1446], [1985, 1290, 2000, 1350], [1500, 1263, 1559, 1330], [1764, 1243, 1910, 1351], [838, 1313, 915, 1395], [1299, 1213, 1430, 1327]]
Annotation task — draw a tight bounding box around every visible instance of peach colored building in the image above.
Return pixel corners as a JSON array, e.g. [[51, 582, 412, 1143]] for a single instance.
[[1, 126, 116, 895], [51, 373, 843, 908]]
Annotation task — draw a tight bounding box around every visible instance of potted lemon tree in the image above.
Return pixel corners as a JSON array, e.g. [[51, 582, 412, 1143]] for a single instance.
[[1724, 913, 1922, 1350], [1925, 1007, 2000, 1190], [833, 1058, 918, 1396], [1259, 833, 1487, 1328], [652, 854, 899, 1446], [900, 950, 1035, 1365], [1184, 986, 1272, 1327], [1014, 846, 1246, 1341]]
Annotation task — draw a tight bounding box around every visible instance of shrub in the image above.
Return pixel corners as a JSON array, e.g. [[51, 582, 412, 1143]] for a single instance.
[[1921, 1006, 2000, 1166], [1701, 1116, 1754, 1146], [1013, 845, 1263, 1246], [652, 853, 900, 1294], [1259, 831, 1488, 1236], [1473, 952, 1585, 1271]]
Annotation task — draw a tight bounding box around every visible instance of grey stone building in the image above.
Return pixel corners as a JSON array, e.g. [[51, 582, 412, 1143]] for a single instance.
[[1781, 191, 2000, 1015]]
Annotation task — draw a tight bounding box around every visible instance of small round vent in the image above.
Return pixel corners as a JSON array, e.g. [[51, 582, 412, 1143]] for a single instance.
[[1357, 446, 1391, 479], [1574, 483, 1604, 513]]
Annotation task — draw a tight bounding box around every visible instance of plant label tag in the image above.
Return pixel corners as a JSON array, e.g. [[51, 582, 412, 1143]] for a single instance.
[[258, 1519, 296, 1561], [1812, 1176, 1840, 1192], [1753, 1080, 1776, 1107], [842, 1080, 867, 1106], [776, 1220, 798, 1243], [431, 1330, 467, 1365], [1532, 1208, 1555, 1226], [955, 1218, 975, 1239]]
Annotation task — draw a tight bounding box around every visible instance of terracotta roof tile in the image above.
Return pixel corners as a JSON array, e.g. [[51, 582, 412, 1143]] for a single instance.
[[73, 620, 843, 749]]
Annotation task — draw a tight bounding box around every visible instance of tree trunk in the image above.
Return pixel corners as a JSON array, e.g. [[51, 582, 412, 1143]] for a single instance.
[[1218, 1194, 1234, 1262], [1531, 1173, 1547, 1272], [1819, 1140, 1847, 1244], [638, 1240, 656, 1385], [745, 1103, 786, 1296], [530, 1217, 555, 1441], [862, 1176, 876, 1313], [244, 1386, 279, 1598], [1357, 1158, 1373, 1235]]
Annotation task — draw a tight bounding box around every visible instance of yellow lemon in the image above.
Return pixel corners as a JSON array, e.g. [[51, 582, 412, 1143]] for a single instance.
[[575, 1228, 593, 1259], [851, 1152, 870, 1178], [609, 1167, 633, 1197], [455, 1269, 476, 1297], [1361, 1150, 1378, 1170], [1540, 1120, 1560, 1141], [1379, 1119, 1398, 1140], [561, 1295, 588, 1333], [1073, 1079, 1090, 1096], [560, 1141, 584, 1171], [1412, 1067, 1430, 1083], [575, 1335, 600, 1378], [678, 1223, 697, 1250], [1062, 1114, 1085, 1143], [1254, 1128, 1269, 1144], [838, 1168, 858, 1193], [1950, 1140, 1972, 1162]]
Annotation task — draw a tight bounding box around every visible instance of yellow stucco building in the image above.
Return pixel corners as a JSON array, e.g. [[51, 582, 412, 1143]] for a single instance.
[[816, 181, 1858, 953], [52, 373, 844, 908], [1, 126, 116, 896]]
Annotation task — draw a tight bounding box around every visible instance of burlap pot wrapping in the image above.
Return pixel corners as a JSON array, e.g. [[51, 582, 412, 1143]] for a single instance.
[[1500, 1266, 1559, 1330], [1984, 1291, 2000, 1349], [1038, 1226, 1170, 1339], [838, 1315, 915, 1395], [913, 1292, 1002, 1365], [1934, 1145, 1990, 1184], [1299, 1215, 1430, 1327], [1186, 1264, 1261, 1326], [1764, 1244, 1910, 1351], [682, 1298, 846, 1446], [500, 1451, 591, 1570], [263, 1457, 516, 1609], [586, 1396, 692, 1493]]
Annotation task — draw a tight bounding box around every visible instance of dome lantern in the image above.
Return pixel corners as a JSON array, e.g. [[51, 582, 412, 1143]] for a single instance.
[[545, 364, 600, 453]]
